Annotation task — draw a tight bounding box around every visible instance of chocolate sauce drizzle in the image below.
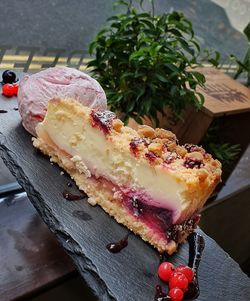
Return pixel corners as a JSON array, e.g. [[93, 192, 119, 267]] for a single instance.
[[63, 190, 86, 201], [0, 109, 8, 113], [72, 210, 92, 221], [184, 232, 205, 300], [154, 285, 170, 300], [106, 234, 129, 253]]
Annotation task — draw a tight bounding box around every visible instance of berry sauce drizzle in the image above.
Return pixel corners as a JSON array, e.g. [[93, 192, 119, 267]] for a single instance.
[[106, 234, 129, 253], [154, 285, 171, 300], [184, 232, 205, 300], [156, 232, 204, 300], [63, 190, 86, 201]]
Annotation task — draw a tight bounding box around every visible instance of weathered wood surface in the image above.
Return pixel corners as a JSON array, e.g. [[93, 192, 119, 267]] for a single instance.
[[1, 86, 250, 301], [0, 191, 75, 301], [196, 67, 250, 117]]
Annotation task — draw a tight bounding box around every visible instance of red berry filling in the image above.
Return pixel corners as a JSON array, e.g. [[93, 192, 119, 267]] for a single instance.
[[90, 109, 116, 134], [184, 158, 204, 169], [145, 151, 158, 162], [129, 137, 149, 157]]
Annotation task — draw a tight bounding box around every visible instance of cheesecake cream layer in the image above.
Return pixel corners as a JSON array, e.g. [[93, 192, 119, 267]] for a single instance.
[[36, 113, 185, 222], [34, 99, 221, 224]]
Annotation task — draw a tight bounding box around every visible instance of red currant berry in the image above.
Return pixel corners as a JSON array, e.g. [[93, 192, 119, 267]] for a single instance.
[[169, 272, 188, 291], [168, 287, 184, 301], [13, 84, 19, 96], [175, 265, 194, 283], [158, 262, 174, 282], [2, 84, 15, 97]]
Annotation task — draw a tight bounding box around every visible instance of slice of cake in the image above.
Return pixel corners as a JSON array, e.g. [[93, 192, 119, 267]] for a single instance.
[[33, 98, 221, 254]]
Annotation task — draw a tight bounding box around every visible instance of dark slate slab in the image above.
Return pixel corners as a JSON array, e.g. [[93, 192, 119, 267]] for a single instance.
[[0, 191, 76, 301], [1, 84, 250, 301]]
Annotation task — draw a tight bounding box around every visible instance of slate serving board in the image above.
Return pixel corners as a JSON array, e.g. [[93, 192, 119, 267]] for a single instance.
[[1, 87, 250, 301]]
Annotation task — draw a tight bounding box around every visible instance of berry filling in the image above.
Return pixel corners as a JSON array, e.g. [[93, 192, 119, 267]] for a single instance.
[[145, 151, 158, 162], [93, 175, 199, 244], [90, 109, 116, 134], [184, 158, 204, 169], [129, 137, 149, 156]]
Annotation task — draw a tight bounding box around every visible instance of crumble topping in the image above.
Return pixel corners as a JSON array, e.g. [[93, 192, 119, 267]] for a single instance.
[[128, 125, 206, 168]]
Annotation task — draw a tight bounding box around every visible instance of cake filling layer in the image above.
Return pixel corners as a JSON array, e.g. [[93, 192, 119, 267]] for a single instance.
[[92, 174, 199, 243], [36, 110, 188, 222]]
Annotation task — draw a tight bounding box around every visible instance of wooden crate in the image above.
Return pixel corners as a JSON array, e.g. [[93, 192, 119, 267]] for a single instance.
[[129, 67, 250, 147]]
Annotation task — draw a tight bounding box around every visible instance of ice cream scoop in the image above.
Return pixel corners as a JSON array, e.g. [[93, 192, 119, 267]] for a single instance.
[[17, 66, 107, 136]]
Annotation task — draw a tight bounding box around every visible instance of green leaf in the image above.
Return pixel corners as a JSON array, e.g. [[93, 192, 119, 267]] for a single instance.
[[189, 71, 206, 84], [113, 0, 129, 9], [143, 97, 152, 114], [155, 73, 168, 83]]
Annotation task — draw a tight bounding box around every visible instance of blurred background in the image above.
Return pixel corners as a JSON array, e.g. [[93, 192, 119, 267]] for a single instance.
[[0, 1, 249, 300]]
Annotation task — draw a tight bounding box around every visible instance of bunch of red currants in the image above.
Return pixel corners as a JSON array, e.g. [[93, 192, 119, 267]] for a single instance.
[[158, 261, 194, 301], [1, 70, 19, 97]]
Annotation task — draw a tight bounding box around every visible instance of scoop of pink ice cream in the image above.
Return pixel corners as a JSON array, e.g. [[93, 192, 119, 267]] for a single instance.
[[17, 67, 107, 136]]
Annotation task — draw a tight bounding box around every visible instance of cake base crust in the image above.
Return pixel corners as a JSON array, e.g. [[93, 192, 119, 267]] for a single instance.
[[33, 136, 184, 254]]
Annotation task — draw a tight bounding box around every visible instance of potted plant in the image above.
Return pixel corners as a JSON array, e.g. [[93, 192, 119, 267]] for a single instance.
[[87, 0, 206, 128]]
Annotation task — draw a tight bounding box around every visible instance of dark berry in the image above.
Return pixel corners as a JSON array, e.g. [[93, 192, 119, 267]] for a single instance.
[[2, 70, 16, 84], [168, 287, 184, 301], [175, 266, 194, 283], [169, 272, 188, 291], [184, 158, 203, 169], [158, 262, 174, 282]]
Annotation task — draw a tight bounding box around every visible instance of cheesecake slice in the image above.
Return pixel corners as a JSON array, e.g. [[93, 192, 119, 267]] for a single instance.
[[33, 98, 221, 254]]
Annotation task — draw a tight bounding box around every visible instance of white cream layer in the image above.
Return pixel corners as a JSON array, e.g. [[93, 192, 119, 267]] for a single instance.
[[37, 111, 187, 222]]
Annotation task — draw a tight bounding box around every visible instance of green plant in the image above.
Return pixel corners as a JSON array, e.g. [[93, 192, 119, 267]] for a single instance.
[[201, 121, 241, 174], [87, 0, 206, 125], [201, 48, 221, 68], [230, 22, 250, 86]]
